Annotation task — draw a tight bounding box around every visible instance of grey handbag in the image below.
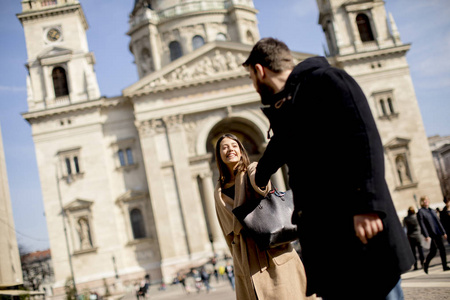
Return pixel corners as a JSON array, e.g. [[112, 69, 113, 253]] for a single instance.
[[232, 175, 298, 250]]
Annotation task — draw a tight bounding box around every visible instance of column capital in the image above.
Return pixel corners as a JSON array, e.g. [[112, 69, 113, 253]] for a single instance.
[[162, 114, 183, 131], [135, 119, 164, 137], [199, 170, 213, 179]]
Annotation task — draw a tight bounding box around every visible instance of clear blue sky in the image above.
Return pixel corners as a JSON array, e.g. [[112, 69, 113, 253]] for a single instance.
[[1, 0, 449, 253]]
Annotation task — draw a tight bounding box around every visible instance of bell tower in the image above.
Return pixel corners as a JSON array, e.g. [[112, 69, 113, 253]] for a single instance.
[[316, 0, 443, 211], [317, 0, 402, 57], [17, 0, 100, 112], [127, 0, 259, 78]]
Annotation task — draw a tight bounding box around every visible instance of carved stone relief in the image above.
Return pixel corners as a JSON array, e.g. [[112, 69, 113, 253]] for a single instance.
[[144, 50, 246, 89]]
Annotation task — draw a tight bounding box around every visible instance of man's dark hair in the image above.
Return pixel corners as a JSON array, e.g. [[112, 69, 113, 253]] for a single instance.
[[242, 37, 294, 73]]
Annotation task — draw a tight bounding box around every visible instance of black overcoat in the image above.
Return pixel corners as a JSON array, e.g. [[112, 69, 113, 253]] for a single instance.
[[417, 207, 446, 238], [255, 57, 414, 298]]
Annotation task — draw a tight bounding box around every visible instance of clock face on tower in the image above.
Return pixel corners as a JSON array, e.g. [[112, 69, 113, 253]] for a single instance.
[[47, 27, 61, 42]]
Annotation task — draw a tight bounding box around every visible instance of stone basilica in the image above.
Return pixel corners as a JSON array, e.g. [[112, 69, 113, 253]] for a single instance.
[[17, 0, 442, 297]]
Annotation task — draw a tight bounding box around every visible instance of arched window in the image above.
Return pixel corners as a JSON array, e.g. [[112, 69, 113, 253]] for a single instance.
[[169, 41, 183, 61], [126, 148, 134, 165], [52, 66, 69, 97], [192, 35, 205, 50], [387, 98, 395, 114], [215, 33, 227, 41], [246, 31, 254, 44], [130, 208, 146, 239], [356, 13, 374, 42], [118, 150, 126, 166], [379, 99, 387, 116], [140, 47, 153, 75]]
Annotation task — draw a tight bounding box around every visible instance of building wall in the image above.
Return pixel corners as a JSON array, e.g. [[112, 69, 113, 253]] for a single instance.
[[0, 124, 23, 286], [18, 0, 444, 297]]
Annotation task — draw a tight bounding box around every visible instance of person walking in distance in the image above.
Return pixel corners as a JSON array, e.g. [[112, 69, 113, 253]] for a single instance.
[[403, 207, 425, 270], [242, 37, 414, 300], [417, 196, 450, 273], [440, 197, 450, 244]]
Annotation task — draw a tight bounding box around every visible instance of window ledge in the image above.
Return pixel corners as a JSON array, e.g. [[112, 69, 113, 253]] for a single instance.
[[126, 237, 153, 246], [73, 247, 98, 256], [395, 182, 418, 191], [116, 163, 138, 172], [62, 172, 84, 183], [379, 113, 399, 121]]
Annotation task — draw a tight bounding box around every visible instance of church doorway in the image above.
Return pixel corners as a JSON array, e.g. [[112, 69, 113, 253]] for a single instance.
[[206, 117, 265, 172]]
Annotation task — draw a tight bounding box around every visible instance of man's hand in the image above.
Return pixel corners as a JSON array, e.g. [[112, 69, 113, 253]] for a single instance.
[[354, 213, 384, 244]]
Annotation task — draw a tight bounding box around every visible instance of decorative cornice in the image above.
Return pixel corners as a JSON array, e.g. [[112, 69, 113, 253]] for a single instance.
[[385, 137, 411, 150], [22, 96, 130, 122], [123, 41, 314, 97], [331, 44, 411, 64], [63, 198, 93, 212], [17, 3, 88, 29], [23, 98, 103, 122]]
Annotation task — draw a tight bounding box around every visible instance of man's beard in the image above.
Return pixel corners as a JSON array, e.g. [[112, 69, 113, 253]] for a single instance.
[[256, 78, 276, 105]]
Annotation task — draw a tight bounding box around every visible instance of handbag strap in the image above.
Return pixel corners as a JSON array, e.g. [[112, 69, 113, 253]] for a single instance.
[[245, 170, 284, 199]]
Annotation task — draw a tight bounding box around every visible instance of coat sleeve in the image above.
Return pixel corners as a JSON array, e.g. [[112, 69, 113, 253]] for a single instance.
[[248, 162, 271, 195], [255, 134, 287, 188], [321, 68, 388, 217], [416, 210, 430, 238]]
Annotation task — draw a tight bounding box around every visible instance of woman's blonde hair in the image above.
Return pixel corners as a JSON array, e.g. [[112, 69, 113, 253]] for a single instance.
[[215, 133, 250, 187]]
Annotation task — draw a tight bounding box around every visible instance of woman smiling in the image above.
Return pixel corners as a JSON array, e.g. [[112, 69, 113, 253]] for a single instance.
[[213, 133, 311, 300]]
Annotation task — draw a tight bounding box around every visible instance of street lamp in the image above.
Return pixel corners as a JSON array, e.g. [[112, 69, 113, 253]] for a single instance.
[[55, 167, 78, 298]]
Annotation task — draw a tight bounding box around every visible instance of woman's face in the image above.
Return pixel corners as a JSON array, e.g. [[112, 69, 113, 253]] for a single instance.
[[219, 137, 242, 168]]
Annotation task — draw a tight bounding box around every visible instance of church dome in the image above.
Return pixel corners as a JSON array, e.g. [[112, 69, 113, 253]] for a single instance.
[[128, 0, 259, 78]]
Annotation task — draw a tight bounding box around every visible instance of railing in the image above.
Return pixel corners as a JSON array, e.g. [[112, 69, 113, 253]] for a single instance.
[[22, 0, 78, 11], [41, 0, 57, 7], [47, 95, 70, 108], [130, 0, 255, 28], [358, 41, 379, 52], [158, 1, 227, 20]]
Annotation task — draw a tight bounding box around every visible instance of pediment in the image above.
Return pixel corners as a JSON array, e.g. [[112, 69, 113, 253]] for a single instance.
[[384, 137, 410, 149], [63, 198, 93, 212], [123, 41, 253, 97], [116, 189, 148, 203], [38, 46, 73, 59]]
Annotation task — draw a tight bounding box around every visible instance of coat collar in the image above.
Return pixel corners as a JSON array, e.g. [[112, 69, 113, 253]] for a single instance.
[[261, 56, 330, 107]]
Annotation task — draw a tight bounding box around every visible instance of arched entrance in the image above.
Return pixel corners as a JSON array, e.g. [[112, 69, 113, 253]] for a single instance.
[[196, 116, 288, 255], [206, 117, 265, 164], [194, 117, 265, 253], [205, 116, 288, 189]]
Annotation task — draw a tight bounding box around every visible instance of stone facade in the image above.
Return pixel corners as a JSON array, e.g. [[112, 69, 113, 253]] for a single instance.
[[317, 0, 442, 216], [18, 0, 442, 298], [0, 124, 23, 287], [429, 135, 450, 201]]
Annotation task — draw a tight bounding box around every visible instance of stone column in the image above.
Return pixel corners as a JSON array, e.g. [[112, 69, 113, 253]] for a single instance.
[[199, 171, 222, 246], [163, 115, 210, 254], [135, 119, 180, 260], [43, 65, 53, 103], [149, 23, 161, 71]]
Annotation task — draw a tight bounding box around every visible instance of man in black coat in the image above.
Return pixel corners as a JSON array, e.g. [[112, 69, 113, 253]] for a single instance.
[[243, 38, 414, 299], [417, 196, 449, 273]]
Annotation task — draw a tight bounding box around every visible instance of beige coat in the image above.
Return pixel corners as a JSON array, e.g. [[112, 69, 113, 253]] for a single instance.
[[214, 162, 310, 300]]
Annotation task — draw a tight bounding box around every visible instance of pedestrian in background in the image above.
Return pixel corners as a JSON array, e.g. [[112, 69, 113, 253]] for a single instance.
[[225, 261, 235, 291], [214, 133, 311, 300], [243, 37, 414, 300], [200, 267, 211, 293], [417, 196, 450, 273], [440, 197, 450, 244], [403, 206, 425, 270]]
